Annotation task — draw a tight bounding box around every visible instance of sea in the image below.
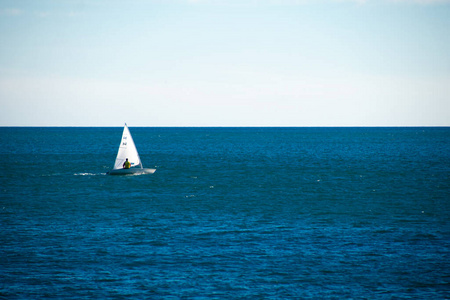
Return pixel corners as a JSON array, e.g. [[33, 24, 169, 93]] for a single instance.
[[1, 127, 449, 299]]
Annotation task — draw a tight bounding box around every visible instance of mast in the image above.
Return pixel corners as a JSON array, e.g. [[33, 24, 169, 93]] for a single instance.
[[127, 123, 143, 169]]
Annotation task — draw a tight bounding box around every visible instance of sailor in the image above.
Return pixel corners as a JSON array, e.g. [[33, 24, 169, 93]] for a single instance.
[[123, 158, 131, 169]]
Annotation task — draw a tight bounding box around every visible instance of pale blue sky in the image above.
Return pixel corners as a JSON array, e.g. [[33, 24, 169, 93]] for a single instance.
[[1, 0, 449, 126]]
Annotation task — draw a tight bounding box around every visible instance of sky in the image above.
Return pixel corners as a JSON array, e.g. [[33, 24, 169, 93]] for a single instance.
[[0, 0, 449, 126]]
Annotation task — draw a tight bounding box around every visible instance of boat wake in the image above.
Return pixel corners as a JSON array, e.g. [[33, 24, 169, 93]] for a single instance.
[[74, 172, 106, 176]]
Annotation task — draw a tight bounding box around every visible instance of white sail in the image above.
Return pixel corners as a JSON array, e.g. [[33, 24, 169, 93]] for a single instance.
[[113, 124, 142, 170]]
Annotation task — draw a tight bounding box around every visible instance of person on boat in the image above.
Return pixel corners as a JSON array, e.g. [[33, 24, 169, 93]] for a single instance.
[[123, 158, 131, 169]]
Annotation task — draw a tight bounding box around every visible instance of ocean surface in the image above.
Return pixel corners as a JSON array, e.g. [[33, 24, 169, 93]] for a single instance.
[[1, 127, 449, 299]]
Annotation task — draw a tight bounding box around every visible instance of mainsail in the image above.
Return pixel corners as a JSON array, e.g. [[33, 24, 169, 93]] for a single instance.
[[113, 123, 142, 170]]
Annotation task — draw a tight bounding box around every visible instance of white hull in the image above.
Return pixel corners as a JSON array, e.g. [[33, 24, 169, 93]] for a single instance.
[[108, 168, 156, 175]]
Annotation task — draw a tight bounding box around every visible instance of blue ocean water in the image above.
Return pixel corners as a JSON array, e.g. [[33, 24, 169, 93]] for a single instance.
[[1, 127, 449, 299]]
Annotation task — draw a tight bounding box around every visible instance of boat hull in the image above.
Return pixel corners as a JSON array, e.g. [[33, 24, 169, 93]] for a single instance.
[[107, 168, 156, 175]]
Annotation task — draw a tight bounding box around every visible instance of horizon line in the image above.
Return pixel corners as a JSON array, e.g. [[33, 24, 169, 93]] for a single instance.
[[1, 125, 449, 128]]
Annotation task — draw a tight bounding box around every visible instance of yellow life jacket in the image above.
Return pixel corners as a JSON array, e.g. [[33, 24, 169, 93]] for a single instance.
[[124, 161, 131, 169]]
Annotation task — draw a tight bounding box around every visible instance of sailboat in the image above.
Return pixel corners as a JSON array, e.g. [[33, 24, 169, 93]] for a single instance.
[[107, 124, 156, 175]]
